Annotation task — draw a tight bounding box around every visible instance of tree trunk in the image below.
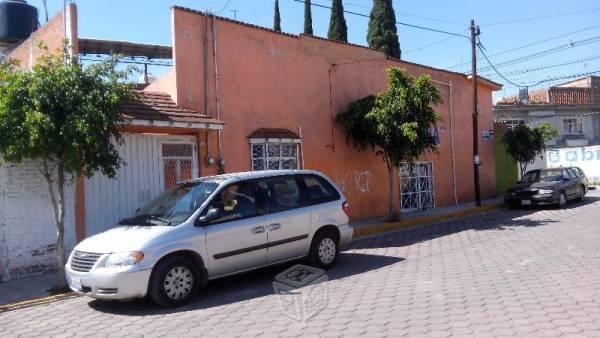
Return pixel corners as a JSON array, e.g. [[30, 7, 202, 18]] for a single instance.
[[386, 156, 400, 221], [520, 162, 528, 179], [42, 158, 67, 288]]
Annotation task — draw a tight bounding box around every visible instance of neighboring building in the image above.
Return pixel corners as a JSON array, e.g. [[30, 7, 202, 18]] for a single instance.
[[0, 4, 501, 280], [494, 76, 600, 147]]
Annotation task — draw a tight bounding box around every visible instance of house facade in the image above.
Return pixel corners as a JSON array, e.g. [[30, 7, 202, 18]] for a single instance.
[[0, 4, 501, 280], [494, 76, 600, 147]]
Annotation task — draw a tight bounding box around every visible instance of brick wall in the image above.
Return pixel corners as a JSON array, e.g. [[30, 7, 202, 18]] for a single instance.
[[0, 160, 76, 281]]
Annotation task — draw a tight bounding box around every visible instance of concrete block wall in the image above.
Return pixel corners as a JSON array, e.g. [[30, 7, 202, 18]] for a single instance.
[[0, 159, 76, 281]]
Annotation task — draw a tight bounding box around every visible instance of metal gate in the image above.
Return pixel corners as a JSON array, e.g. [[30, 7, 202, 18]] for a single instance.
[[85, 134, 197, 236], [399, 161, 435, 213]]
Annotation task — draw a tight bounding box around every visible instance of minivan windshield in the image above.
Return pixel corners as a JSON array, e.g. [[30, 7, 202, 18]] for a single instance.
[[522, 169, 563, 183], [119, 181, 219, 226]]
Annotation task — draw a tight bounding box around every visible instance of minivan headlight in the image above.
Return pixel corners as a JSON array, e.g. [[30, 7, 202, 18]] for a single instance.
[[104, 251, 144, 268], [538, 189, 553, 194]]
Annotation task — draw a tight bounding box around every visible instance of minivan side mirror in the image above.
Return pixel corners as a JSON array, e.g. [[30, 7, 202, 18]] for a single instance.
[[195, 208, 219, 226]]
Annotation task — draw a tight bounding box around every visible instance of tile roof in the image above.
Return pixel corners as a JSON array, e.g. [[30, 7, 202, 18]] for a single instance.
[[121, 91, 223, 125]]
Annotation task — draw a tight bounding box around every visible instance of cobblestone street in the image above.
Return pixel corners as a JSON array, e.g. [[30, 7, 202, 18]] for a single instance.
[[1, 193, 600, 337]]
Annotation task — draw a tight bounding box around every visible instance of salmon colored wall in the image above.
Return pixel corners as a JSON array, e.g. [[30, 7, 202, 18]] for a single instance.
[[167, 8, 498, 220], [6, 4, 77, 68], [145, 68, 178, 102]]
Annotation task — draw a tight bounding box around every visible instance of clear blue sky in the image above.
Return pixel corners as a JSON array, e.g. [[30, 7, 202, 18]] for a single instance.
[[31, 0, 600, 98]]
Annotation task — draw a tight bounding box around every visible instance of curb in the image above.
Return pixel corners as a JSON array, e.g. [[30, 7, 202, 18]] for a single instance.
[[0, 292, 79, 313], [353, 203, 505, 239]]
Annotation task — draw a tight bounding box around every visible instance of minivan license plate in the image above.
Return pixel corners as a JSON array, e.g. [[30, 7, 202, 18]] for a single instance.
[[69, 277, 81, 291], [521, 200, 532, 206]]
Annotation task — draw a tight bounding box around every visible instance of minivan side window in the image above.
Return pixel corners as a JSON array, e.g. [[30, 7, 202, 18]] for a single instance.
[[257, 176, 302, 213], [301, 175, 340, 205], [202, 181, 259, 224]]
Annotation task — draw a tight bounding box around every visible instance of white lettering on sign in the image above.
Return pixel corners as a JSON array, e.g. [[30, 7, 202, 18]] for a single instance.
[[546, 145, 600, 184]]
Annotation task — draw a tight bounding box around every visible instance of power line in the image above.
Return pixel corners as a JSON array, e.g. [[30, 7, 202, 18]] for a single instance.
[[482, 7, 600, 26], [486, 54, 600, 77], [477, 35, 600, 73], [447, 23, 600, 69], [404, 28, 470, 55], [501, 69, 600, 90], [295, 0, 469, 39], [341, 0, 466, 26], [477, 43, 524, 88]]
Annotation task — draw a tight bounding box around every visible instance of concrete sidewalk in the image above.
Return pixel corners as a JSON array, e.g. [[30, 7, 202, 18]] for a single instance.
[[351, 197, 504, 238], [0, 197, 503, 308], [0, 271, 58, 306]]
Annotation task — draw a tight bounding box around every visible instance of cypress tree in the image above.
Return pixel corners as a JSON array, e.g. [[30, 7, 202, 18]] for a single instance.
[[274, 0, 281, 32], [328, 0, 348, 42], [367, 0, 401, 59], [304, 0, 313, 35]]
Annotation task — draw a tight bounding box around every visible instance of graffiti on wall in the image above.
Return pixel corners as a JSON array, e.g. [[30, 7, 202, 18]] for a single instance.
[[354, 171, 372, 193]]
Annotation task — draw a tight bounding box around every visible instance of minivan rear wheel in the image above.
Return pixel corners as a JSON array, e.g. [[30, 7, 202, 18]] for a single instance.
[[308, 230, 339, 269], [149, 256, 199, 307]]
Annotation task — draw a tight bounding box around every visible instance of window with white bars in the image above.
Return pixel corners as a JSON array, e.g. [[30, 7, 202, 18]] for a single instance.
[[251, 142, 299, 171], [162, 143, 194, 188], [399, 161, 435, 213], [504, 119, 525, 129], [563, 117, 583, 135]]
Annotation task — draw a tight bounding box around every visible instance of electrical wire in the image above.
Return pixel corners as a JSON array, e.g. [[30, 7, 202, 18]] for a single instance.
[[477, 43, 524, 88], [404, 28, 470, 55], [447, 23, 600, 70], [487, 54, 600, 77], [482, 7, 600, 26], [477, 35, 600, 73], [295, 0, 469, 39], [340, 0, 466, 26]]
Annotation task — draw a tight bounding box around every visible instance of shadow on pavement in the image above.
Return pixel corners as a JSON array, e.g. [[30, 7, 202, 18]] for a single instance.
[[87, 252, 403, 315], [349, 195, 600, 251]]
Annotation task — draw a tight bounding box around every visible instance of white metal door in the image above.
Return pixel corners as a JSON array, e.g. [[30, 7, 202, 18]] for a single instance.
[[399, 161, 435, 213], [85, 134, 198, 236]]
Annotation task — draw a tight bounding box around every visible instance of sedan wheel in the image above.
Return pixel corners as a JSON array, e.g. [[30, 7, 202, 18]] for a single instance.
[[558, 192, 567, 208]]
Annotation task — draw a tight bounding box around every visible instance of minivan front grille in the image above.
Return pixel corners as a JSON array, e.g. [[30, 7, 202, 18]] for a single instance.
[[70, 251, 103, 272]]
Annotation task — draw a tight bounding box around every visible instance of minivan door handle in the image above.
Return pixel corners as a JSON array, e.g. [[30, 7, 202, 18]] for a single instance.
[[268, 223, 281, 231], [251, 226, 265, 234]]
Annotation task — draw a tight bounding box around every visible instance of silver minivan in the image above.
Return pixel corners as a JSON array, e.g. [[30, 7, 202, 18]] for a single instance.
[[65, 170, 352, 307]]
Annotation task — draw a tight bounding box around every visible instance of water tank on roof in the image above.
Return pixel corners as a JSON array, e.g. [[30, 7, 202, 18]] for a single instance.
[[0, 0, 38, 46]]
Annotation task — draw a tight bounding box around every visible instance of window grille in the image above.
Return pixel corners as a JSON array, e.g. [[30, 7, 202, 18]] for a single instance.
[[162, 143, 194, 188], [251, 142, 298, 171]]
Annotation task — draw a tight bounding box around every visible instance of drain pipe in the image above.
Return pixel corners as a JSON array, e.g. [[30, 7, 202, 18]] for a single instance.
[[432, 79, 458, 205], [211, 14, 224, 173]]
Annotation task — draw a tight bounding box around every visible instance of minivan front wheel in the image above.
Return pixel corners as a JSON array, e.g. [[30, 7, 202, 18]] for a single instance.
[[308, 230, 339, 269], [149, 256, 199, 307]]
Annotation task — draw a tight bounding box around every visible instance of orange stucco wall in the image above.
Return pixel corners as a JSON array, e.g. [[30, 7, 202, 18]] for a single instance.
[[6, 4, 77, 68], [168, 8, 498, 220]]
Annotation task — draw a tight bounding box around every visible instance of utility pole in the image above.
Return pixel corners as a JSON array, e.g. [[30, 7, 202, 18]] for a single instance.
[[470, 19, 482, 207], [230, 9, 238, 19]]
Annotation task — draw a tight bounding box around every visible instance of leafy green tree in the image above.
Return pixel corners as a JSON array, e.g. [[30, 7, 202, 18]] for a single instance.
[[367, 0, 401, 59], [0, 53, 134, 288], [304, 0, 313, 35], [328, 0, 348, 42], [274, 0, 281, 32], [502, 123, 559, 176], [336, 67, 441, 220]]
